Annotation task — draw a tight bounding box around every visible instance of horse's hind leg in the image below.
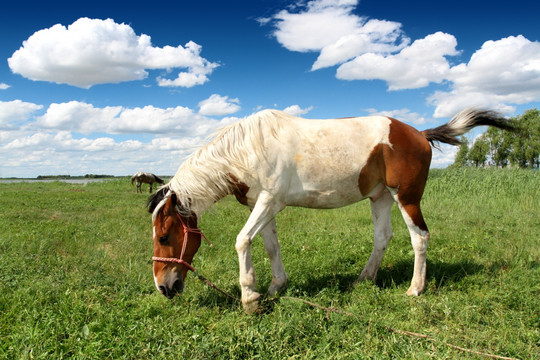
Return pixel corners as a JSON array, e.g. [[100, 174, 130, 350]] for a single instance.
[[260, 218, 287, 296], [355, 187, 394, 285], [393, 196, 430, 296]]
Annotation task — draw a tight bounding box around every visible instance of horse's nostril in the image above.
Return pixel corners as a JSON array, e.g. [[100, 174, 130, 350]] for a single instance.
[[158, 285, 168, 297], [172, 280, 184, 294]]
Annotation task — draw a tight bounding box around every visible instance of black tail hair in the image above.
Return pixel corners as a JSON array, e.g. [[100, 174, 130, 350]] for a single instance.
[[422, 109, 515, 148]]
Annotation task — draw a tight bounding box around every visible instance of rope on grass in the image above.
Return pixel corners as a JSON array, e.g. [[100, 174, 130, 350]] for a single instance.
[[279, 296, 519, 360], [192, 273, 519, 360]]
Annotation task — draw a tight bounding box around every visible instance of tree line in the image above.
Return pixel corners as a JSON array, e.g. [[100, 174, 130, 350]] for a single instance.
[[451, 108, 540, 168]]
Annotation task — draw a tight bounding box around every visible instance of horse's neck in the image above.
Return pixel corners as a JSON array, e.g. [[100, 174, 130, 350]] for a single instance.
[[171, 166, 232, 218]]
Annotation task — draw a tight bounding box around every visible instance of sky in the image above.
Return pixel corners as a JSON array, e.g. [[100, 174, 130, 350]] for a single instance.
[[1, 0, 539, 178]]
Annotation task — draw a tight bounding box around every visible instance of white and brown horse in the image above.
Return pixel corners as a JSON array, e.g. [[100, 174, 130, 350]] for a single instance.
[[131, 172, 164, 193], [147, 109, 513, 313]]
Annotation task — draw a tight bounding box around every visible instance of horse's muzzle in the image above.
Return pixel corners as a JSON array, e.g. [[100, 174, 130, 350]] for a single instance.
[[158, 279, 184, 299]]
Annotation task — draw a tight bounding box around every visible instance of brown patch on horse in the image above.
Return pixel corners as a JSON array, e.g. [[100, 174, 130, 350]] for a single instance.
[[358, 144, 386, 197], [359, 118, 431, 231], [385, 118, 431, 231], [228, 173, 250, 206]]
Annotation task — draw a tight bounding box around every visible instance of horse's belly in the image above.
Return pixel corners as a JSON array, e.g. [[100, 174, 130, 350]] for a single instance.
[[285, 174, 365, 209]]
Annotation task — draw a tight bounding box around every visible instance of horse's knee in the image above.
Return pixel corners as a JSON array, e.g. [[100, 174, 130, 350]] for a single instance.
[[235, 234, 252, 253]]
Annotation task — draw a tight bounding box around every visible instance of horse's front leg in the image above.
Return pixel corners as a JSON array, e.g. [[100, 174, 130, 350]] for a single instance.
[[236, 192, 284, 313], [260, 218, 287, 296]]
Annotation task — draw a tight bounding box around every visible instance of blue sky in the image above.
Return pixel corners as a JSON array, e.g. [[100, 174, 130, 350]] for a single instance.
[[1, 0, 539, 177]]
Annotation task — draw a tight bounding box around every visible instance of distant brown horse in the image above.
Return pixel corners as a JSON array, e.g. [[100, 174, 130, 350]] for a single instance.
[[131, 172, 164, 193]]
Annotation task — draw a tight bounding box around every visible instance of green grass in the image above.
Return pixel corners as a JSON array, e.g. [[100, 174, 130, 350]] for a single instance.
[[0, 169, 538, 359]]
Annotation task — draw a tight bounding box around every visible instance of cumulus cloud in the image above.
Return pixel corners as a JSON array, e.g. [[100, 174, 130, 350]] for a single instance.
[[0, 128, 211, 177], [429, 35, 540, 117], [267, 0, 409, 71], [430, 143, 458, 168], [265, 0, 456, 90], [337, 32, 459, 90], [0, 83, 10, 90], [2, 132, 155, 177], [0, 104, 226, 177], [282, 104, 313, 116], [0, 100, 43, 129], [266, 1, 540, 119], [8, 18, 218, 88], [36, 101, 220, 135], [366, 108, 430, 126], [198, 94, 241, 116]]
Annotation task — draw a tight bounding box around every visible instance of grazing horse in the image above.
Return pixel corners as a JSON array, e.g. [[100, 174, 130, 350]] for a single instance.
[[131, 172, 164, 193], [147, 109, 513, 313]]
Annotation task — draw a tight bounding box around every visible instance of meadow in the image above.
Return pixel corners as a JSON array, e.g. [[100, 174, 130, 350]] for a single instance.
[[0, 168, 538, 359]]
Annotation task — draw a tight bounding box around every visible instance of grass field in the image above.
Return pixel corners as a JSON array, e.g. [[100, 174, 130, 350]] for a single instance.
[[0, 168, 538, 359]]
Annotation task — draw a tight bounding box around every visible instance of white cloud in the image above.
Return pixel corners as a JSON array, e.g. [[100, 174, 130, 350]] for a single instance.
[[266, 0, 457, 90], [0, 100, 43, 129], [337, 32, 458, 90], [0, 97, 243, 178], [366, 108, 429, 126], [270, 0, 361, 53], [429, 35, 540, 117], [1, 132, 149, 177], [0, 83, 10, 90], [267, 2, 540, 118], [8, 18, 218, 88], [282, 104, 313, 116], [430, 143, 458, 168], [265, 0, 409, 70], [0, 129, 210, 177], [198, 94, 241, 116], [35, 101, 220, 135], [313, 19, 409, 70]]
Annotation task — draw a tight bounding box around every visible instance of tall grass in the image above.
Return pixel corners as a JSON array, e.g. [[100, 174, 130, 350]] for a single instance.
[[0, 169, 538, 359]]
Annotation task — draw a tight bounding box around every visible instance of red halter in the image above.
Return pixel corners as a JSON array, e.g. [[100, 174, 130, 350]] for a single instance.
[[152, 211, 212, 272]]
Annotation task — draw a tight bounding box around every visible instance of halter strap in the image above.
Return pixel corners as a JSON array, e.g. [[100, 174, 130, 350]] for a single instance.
[[152, 211, 212, 272]]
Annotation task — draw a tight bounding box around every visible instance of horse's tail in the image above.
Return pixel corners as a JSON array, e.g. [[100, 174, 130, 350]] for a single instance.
[[421, 108, 514, 148]]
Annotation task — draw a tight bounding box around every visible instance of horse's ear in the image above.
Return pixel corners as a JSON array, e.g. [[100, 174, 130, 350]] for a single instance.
[[147, 186, 170, 214], [170, 192, 178, 206]]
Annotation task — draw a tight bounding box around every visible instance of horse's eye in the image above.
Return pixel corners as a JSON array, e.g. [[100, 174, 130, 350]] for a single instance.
[[159, 235, 169, 244]]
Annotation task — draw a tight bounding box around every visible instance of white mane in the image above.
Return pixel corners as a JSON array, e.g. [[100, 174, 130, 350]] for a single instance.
[[166, 109, 294, 217]]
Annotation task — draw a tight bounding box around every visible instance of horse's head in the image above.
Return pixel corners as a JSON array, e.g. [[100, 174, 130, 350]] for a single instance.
[[147, 187, 201, 298]]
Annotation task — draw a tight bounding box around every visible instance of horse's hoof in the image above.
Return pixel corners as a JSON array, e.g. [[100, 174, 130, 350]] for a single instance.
[[242, 293, 261, 314], [406, 287, 422, 296], [268, 281, 287, 297], [352, 271, 375, 287]]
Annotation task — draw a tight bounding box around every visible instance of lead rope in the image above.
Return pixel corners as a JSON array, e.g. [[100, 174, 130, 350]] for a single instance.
[[192, 270, 240, 302]]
